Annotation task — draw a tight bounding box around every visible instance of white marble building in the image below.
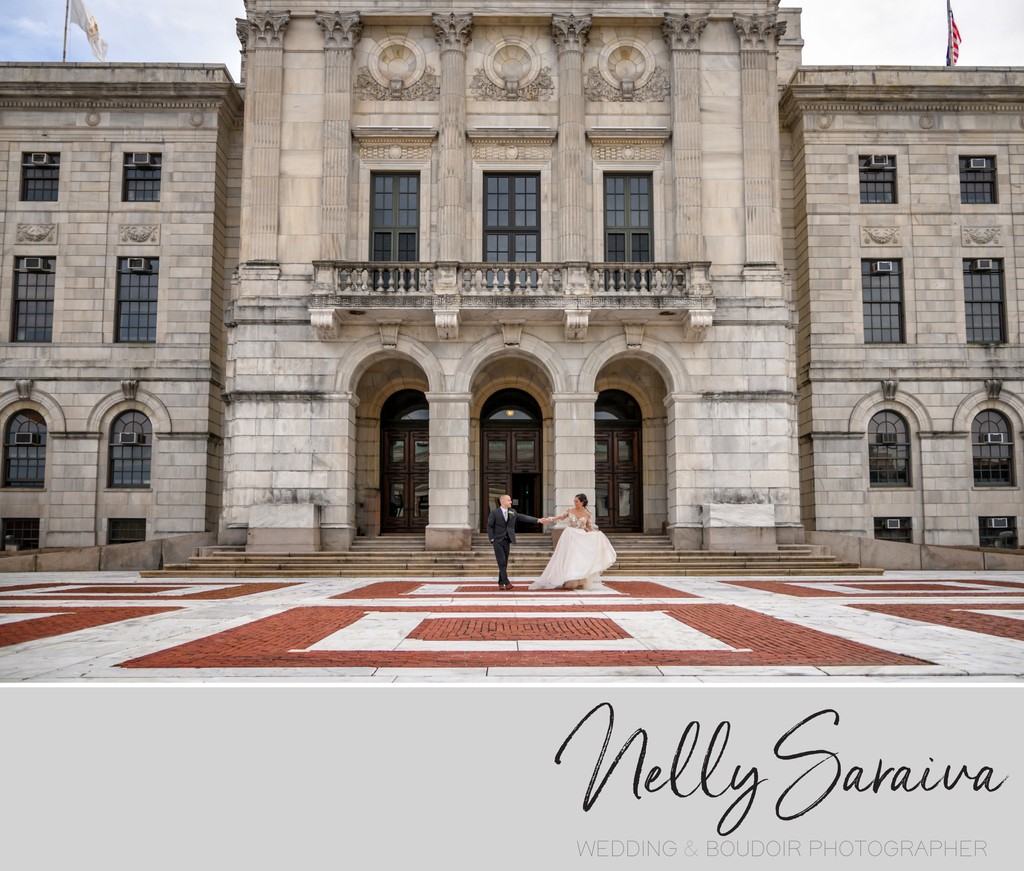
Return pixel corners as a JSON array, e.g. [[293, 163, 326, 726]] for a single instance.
[[1, 1, 1021, 556]]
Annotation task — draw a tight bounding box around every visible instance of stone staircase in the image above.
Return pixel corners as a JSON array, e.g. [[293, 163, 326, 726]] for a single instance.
[[141, 532, 878, 578]]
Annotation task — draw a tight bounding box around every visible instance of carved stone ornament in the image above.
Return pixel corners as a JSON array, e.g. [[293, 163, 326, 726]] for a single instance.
[[471, 67, 554, 102], [315, 11, 362, 49], [379, 322, 400, 347], [119, 224, 159, 244], [434, 310, 460, 342], [881, 380, 898, 400], [662, 13, 709, 51], [551, 14, 591, 52], [683, 309, 713, 341], [501, 322, 524, 346], [986, 379, 1003, 400], [861, 227, 900, 246], [585, 65, 669, 103], [310, 308, 341, 341], [564, 309, 590, 342], [17, 224, 56, 244], [733, 14, 787, 51], [919, 115, 935, 129], [246, 12, 291, 49], [121, 379, 139, 401], [354, 67, 440, 102], [16, 380, 33, 400], [817, 114, 834, 129], [624, 324, 644, 348], [962, 227, 1002, 246], [433, 12, 473, 51]]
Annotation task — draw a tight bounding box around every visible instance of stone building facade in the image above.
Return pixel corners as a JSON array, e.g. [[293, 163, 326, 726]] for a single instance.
[[1, 1, 1021, 555]]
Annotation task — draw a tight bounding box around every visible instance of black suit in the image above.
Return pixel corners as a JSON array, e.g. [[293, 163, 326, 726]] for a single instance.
[[487, 507, 540, 587]]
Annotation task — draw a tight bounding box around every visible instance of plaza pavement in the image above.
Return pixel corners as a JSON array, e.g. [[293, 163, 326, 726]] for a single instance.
[[1, 569, 1023, 682]]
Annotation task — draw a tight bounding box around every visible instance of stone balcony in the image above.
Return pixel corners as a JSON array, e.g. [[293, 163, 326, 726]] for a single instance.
[[308, 260, 716, 342]]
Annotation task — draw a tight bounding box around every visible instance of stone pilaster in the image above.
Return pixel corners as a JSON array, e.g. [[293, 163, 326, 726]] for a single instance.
[[316, 12, 363, 262], [425, 392, 473, 550], [662, 13, 708, 263], [733, 13, 785, 267], [551, 393, 597, 517], [432, 13, 473, 270], [239, 11, 290, 265], [551, 14, 591, 264]]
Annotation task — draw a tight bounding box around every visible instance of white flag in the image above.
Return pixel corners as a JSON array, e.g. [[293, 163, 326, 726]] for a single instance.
[[69, 0, 108, 61]]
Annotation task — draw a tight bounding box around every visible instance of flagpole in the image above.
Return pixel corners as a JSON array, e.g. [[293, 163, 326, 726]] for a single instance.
[[946, 0, 953, 66], [62, 0, 70, 62]]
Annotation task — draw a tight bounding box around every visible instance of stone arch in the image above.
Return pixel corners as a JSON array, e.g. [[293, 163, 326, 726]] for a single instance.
[[953, 388, 1024, 433], [334, 334, 445, 395], [451, 333, 570, 396], [848, 388, 933, 434], [0, 388, 67, 433], [578, 334, 684, 397], [86, 389, 172, 436]]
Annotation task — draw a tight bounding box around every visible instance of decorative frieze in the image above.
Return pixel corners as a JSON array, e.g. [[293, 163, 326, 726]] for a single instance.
[[16, 223, 56, 244], [119, 224, 159, 244], [585, 66, 669, 102], [471, 67, 553, 102], [962, 227, 1001, 246], [586, 41, 668, 102], [588, 129, 669, 164], [354, 67, 440, 101], [354, 129, 436, 162], [472, 40, 553, 101], [861, 227, 900, 246]]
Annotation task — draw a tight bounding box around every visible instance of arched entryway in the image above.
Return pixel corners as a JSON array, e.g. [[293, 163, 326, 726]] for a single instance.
[[595, 389, 642, 531], [380, 389, 429, 532], [479, 389, 543, 532]]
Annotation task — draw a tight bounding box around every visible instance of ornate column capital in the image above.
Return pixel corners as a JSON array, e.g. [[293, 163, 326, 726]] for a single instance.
[[552, 13, 591, 53], [245, 12, 291, 49], [732, 13, 787, 52], [662, 13, 709, 51], [316, 11, 363, 50], [432, 12, 473, 51]]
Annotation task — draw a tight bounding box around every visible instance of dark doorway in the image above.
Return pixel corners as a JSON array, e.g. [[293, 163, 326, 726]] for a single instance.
[[480, 389, 543, 532], [380, 390, 429, 532], [595, 389, 642, 531]]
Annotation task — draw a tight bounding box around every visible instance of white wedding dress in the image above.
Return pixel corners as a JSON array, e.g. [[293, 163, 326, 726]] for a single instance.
[[529, 511, 618, 590]]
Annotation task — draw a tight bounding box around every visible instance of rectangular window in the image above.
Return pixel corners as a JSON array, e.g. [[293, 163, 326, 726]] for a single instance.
[[116, 257, 159, 343], [604, 174, 652, 262], [122, 152, 162, 202], [873, 517, 912, 544], [964, 259, 1005, 344], [370, 172, 420, 261], [21, 152, 60, 201], [859, 155, 897, 204], [979, 517, 1017, 549], [2, 518, 40, 550], [484, 173, 540, 262], [960, 156, 997, 204], [12, 256, 55, 342], [862, 260, 904, 344], [108, 518, 147, 544]]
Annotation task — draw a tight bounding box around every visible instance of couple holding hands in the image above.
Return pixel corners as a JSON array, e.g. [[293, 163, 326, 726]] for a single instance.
[[486, 493, 617, 591]]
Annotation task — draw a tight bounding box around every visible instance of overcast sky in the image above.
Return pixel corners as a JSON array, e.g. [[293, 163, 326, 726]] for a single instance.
[[2, 1, 1021, 81]]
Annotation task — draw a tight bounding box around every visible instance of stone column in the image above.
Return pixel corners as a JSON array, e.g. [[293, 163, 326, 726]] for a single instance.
[[238, 11, 290, 265], [733, 13, 786, 267], [664, 393, 704, 550], [324, 392, 360, 550], [662, 13, 708, 263], [551, 393, 597, 516], [432, 13, 473, 271], [551, 14, 591, 266], [425, 392, 473, 551], [316, 12, 363, 263]]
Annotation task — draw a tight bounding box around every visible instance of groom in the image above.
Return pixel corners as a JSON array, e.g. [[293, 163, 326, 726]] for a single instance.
[[486, 494, 541, 590]]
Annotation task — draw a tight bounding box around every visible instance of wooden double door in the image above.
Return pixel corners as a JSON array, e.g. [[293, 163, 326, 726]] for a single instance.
[[480, 426, 542, 532], [594, 426, 642, 531], [381, 427, 429, 531]]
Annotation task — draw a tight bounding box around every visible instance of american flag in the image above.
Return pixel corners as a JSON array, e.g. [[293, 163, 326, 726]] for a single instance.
[[946, 3, 962, 66]]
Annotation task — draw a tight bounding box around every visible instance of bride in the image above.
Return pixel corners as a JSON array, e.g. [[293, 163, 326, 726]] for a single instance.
[[530, 493, 618, 590]]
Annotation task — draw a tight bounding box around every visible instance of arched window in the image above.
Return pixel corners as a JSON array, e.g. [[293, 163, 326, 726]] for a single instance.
[[868, 411, 910, 487], [3, 410, 47, 488], [109, 411, 152, 488], [972, 411, 1014, 486]]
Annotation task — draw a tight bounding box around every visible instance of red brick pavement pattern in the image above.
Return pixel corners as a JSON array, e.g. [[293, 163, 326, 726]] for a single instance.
[[0, 582, 299, 600], [119, 603, 928, 670], [0, 606, 179, 648], [726, 579, 1024, 598], [333, 582, 423, 599], [409, 617, 630, 641], [604, 581, 698, 598], [332, 580, 697, 598], [852, 602, 1024, 642]]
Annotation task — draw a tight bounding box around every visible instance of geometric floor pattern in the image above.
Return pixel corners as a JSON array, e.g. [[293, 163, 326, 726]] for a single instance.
[[1, 571, 1023, 681]]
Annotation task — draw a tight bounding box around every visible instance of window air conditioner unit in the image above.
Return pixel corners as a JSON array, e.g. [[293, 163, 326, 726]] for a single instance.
[[876, 432, 898, 445], [13, 432, 39, 445], [22, 257, 45, 271], [968, 158, 990, 170], [869, 155, 890, 167], [130, 153, 153, 166], [885, 519, 902, 530], [127, 258, 149, 272], [871, 261, 895, 274], [988, 518, 1009, 529], [972, 259, 994, 272], [984, 433, 1006, 444], [29, 152, 51, 166], [117, 432, 143, 445]]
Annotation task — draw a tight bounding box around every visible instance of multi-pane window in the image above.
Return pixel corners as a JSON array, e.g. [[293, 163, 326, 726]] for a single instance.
[[1, 518, 40, 550], [862, 260, 904, 344], [869, 411, 911, 487], [12, 256, 55, 343], [972, 411, 1014, 486], [109, 411, 152, 488], [604, 174, 651, 262], [964, 258, 1005, 344], [874, 517, 912, 544], [979, 517, 1017, 548], [20, 152, 60, 201], [116, 257, 158, 343], [859, 155, 897, 204], [122, 152, 162, 202], [371, 173, 419, 261], [484, 173, 539, 262], [3, 411, 46, 488], [959, 156, 997, 204], [108, 518, 147, 544]]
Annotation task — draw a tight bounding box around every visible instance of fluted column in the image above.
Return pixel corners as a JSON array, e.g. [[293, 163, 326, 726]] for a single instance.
[[239, 11, 290, 264], [662, 13, 708, 263], [551, 14, 591, 264], [316, 12, 363, 262], [734, 13, 786, 266], [432, 13, 472, 266]]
